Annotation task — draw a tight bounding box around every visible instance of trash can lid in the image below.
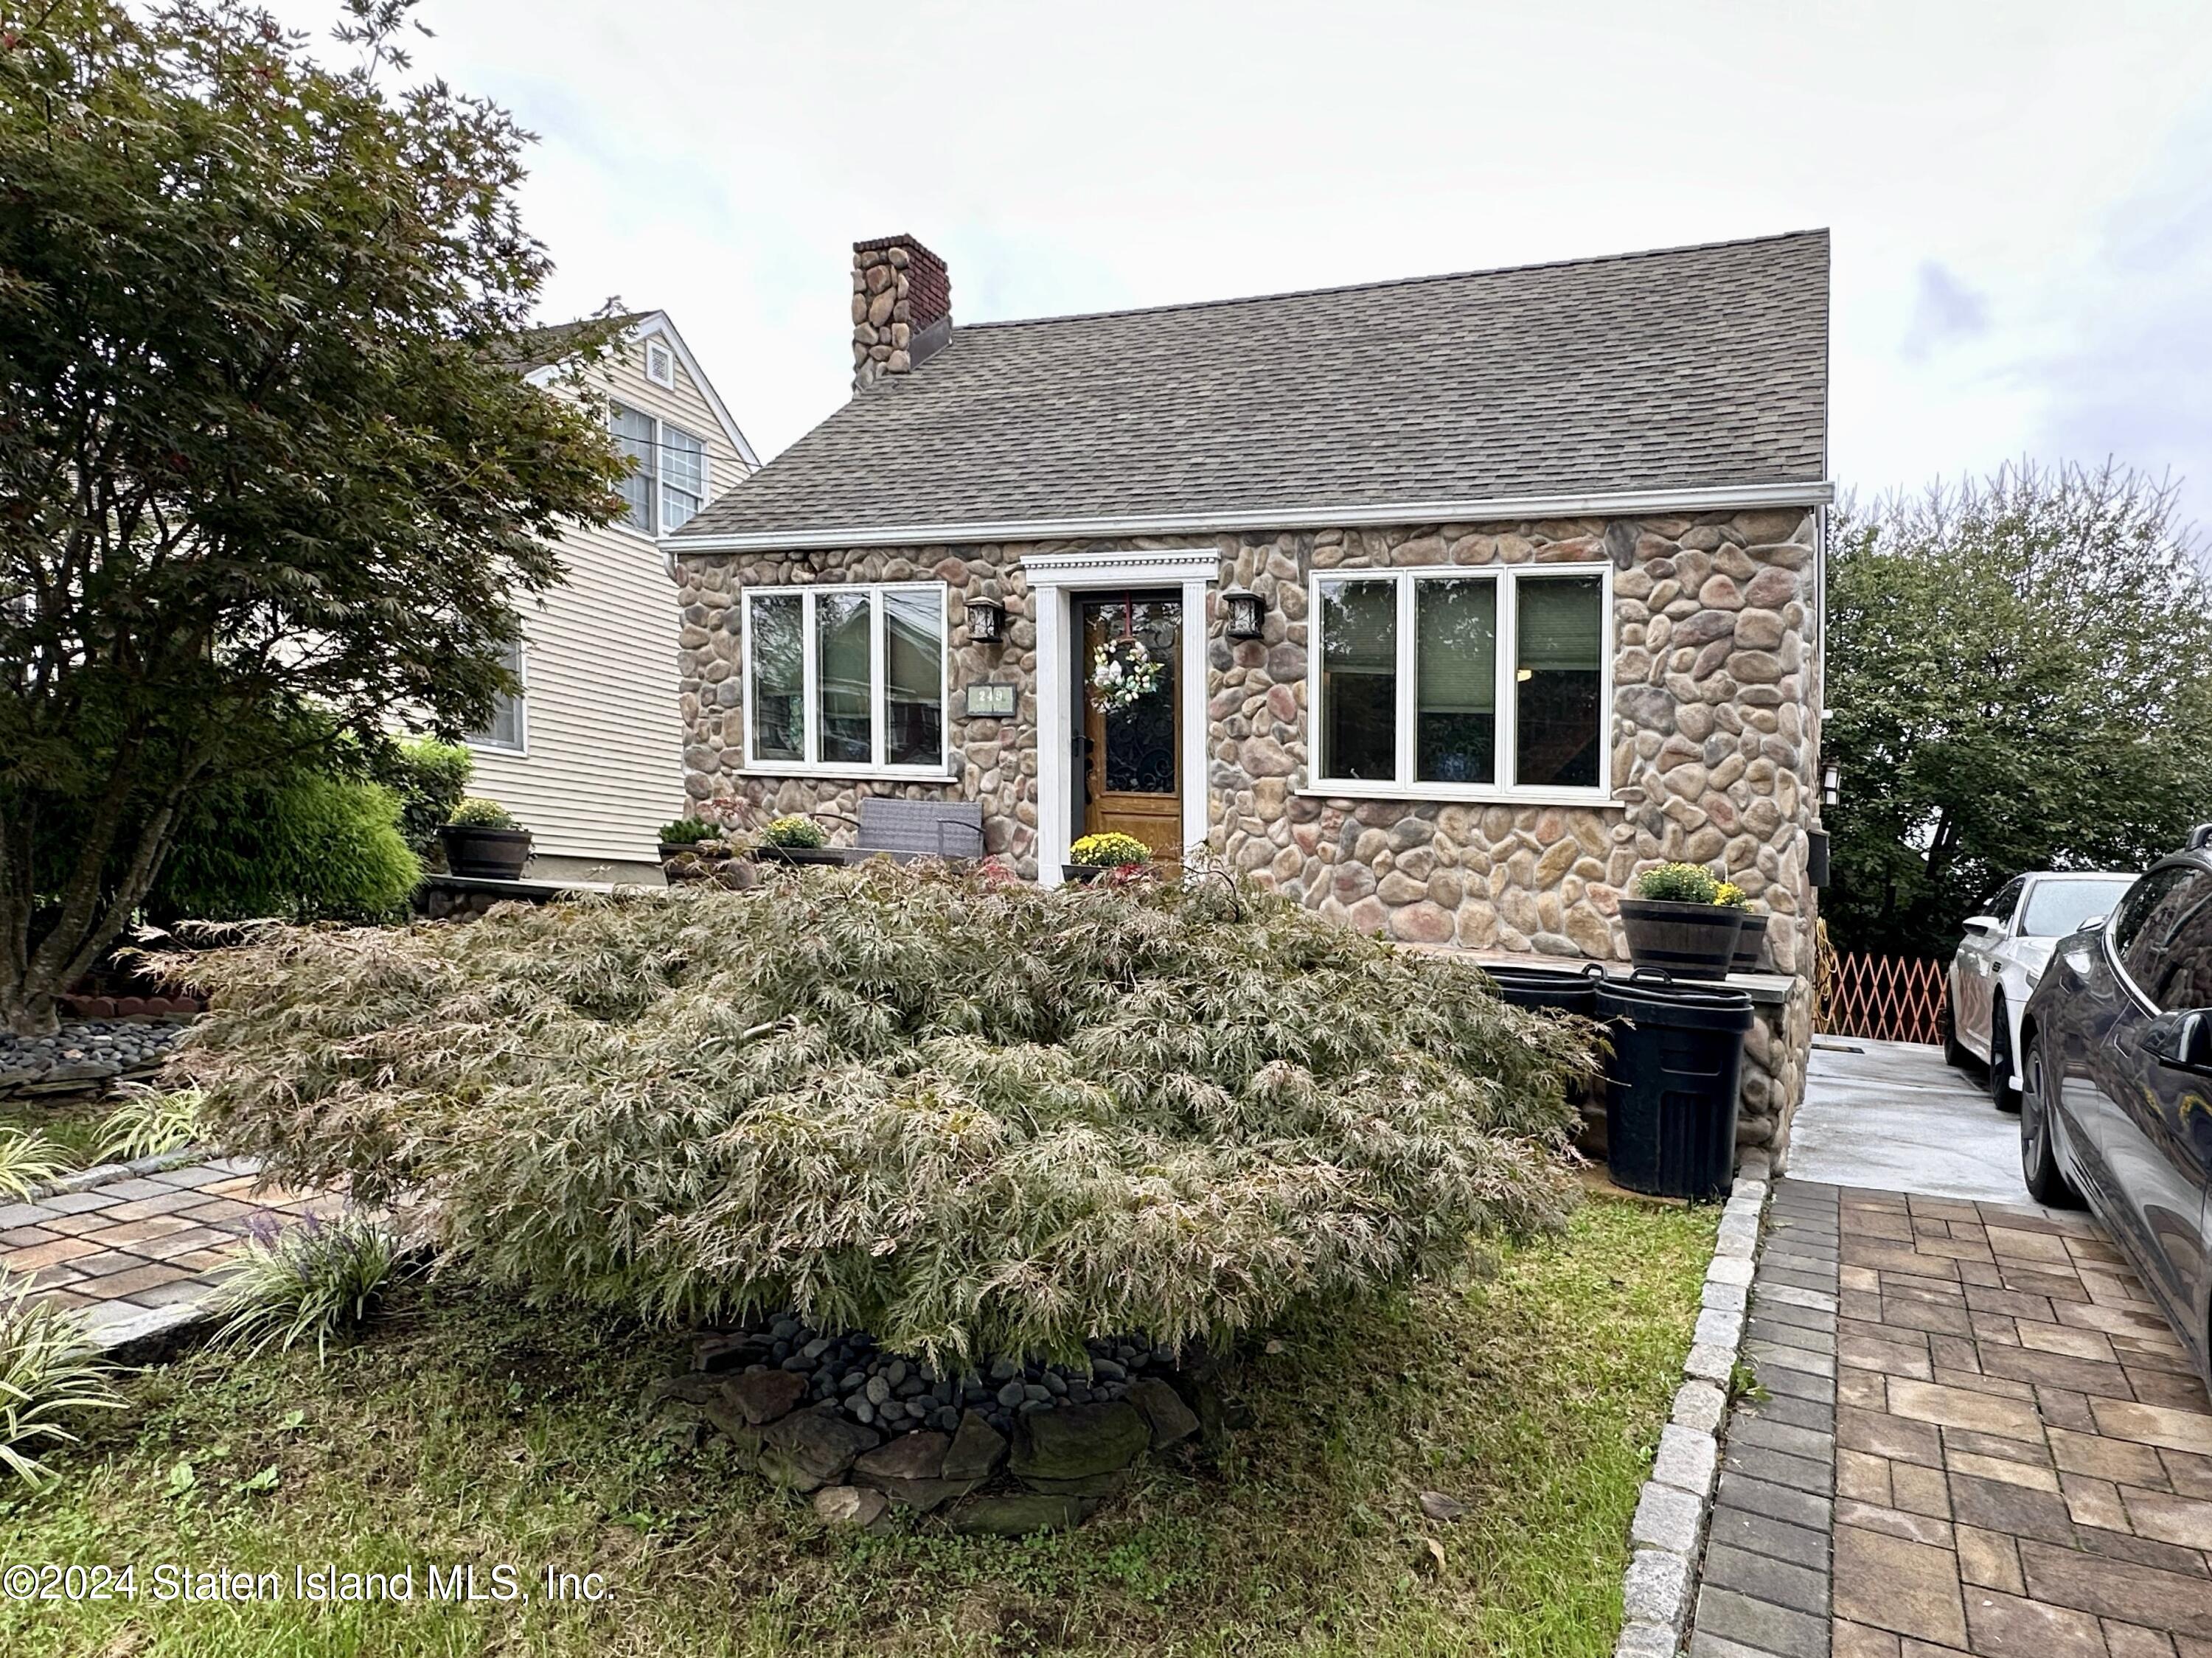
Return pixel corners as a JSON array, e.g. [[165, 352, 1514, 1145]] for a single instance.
[[1595, 967, 1756, 1029]]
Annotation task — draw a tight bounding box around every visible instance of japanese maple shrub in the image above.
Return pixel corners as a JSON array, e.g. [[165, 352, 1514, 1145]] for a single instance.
[[180, 864, 1590, 1365]]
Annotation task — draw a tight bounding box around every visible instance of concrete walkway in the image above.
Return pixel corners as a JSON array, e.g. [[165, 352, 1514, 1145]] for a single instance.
[[1787, 1039, 2033, 1205], [0, 1157, 342, 1350]]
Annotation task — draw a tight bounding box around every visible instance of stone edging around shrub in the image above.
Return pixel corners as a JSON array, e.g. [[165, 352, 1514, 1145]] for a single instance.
[[1613, 1149, 1771, 1658], [642, 1323, 1217, 1536]]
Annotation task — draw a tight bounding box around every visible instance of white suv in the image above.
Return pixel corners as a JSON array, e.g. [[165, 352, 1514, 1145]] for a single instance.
[[1944, 870, 2137, 1109]]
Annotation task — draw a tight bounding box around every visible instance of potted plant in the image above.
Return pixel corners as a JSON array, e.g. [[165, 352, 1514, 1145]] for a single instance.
[[438, 797, 531, 881], [1619, 863, 1745, 980], [658, 817, 716, 863], [755, 815, 845, 865], [1065, 832, 1154, 885], [1718, 882, 1770, 972]]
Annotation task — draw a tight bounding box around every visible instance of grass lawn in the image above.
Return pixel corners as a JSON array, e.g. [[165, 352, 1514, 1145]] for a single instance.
[[0, 1092, 114, 1171], [0, 1197, 1715, 1658]]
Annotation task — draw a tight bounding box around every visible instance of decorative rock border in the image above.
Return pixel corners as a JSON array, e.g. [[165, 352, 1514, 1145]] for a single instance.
[[1613, 1151, 1773, 1658], [0, 1017, 189, 1101], [643, 1317, 1214, 1536]]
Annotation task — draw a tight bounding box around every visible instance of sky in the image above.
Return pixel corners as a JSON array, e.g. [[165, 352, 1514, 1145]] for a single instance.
[[275, 0, 2212, 531]]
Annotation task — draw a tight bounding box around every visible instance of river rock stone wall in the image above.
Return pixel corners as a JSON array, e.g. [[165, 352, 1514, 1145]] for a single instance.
[[672, 505, 1823, 1159]]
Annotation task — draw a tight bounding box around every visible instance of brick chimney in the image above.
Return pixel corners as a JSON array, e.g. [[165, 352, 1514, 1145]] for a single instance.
[[851, 234, 951, 389]]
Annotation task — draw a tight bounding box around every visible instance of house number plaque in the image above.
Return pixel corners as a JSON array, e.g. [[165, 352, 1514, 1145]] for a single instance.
[[964, 683, 1018, 718]]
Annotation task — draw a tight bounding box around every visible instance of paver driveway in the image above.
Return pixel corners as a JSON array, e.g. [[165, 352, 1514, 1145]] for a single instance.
[[1688, 1040, 2212, 1658]]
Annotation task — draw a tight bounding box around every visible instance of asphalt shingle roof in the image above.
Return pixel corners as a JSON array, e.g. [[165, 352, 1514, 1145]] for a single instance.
[[674, 231, 1828, 544]]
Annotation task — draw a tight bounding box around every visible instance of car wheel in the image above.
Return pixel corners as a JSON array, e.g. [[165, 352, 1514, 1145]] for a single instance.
[[2021, 1043, 2083, 1208], [1941, 994, 1970, 1070], [1989, 996, 2020, 1112]]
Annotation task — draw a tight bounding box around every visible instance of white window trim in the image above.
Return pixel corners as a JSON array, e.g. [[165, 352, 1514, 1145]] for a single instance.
[[739, 582, 953, 780], [466, 640, 529, 757], [611, 404, 712, 540], [1301, 560, 1615, 806]]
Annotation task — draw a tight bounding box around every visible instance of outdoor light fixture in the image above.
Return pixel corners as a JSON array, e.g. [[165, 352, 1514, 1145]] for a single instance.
[[1221, 584, 1265, 641], [1823, 762, 1840, 807], [964, 591, 1006, 645]]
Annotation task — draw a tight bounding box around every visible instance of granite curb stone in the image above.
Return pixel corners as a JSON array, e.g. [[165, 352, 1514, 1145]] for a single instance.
[[1613, 1152, 1773, 1658]]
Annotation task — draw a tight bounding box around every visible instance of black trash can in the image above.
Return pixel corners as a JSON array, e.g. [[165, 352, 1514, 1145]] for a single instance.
[[1596, 970, 1755, 1201], [1485, 963, 1609, 1157]]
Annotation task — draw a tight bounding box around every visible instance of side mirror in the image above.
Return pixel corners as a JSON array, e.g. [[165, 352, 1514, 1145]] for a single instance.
[[1963, 915, 2002, 938], [2146, 1010, 2212, 1076]]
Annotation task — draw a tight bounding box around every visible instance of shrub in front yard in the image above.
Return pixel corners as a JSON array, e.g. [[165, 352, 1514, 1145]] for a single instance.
[[179, 865, 1588, 1366], [213, 1213, 412, 1362], [95, 1085, 205, 1164], [0, 1128, 66, 1202], [0, 1275, 121, 1488]]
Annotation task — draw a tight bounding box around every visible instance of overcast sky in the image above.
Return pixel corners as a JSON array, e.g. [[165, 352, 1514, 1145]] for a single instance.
[[282, 1, 2212, 529]]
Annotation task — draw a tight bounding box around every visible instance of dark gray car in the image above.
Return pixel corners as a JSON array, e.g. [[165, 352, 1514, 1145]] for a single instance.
[[2018, 826, 2212, 1383]]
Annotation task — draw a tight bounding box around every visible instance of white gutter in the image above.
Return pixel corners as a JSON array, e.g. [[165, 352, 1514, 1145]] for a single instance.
[[665, 479, 1833, 554]]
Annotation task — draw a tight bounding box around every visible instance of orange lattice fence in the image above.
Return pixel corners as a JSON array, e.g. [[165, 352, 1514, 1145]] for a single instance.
[[1815, 949, 1950, 1045]]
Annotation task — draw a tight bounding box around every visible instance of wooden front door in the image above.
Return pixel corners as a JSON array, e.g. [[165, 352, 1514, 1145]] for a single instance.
[[1080, 593, 1181, 861]]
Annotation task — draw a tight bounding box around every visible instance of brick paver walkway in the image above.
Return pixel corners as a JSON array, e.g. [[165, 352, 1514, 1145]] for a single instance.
[[1691, 1179, 2212, 1658], [0, 1157, 340, 1347]]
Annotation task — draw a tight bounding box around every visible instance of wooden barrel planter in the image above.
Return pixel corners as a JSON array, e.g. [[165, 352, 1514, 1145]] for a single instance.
[[1619, 899, 1744, 981]]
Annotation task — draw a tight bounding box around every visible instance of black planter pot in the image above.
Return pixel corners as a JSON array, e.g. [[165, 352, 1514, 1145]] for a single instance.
[[756, 843, 848, 865], [1618, 899, 1744, 981], [658, 840, 706, 862], [438, 823, 531, 881], [1728, 911, 1771, 973]]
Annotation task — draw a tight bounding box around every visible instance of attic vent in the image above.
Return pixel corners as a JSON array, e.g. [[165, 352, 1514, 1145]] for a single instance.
[[645, 338, 675, 388]]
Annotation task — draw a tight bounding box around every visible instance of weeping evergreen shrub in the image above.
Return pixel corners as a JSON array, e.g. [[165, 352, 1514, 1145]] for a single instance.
[[178, 863, 1589, 1365]]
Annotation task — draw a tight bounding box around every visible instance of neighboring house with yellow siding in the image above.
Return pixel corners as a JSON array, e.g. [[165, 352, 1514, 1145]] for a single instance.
[[465, 311, 757, 882]]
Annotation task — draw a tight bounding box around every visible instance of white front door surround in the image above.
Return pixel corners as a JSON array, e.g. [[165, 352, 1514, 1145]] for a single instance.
[[1023, 548, 1217, 887]]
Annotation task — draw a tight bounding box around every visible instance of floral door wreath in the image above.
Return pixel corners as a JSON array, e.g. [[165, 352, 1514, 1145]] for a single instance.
[[1090, 598, 1164, 712]]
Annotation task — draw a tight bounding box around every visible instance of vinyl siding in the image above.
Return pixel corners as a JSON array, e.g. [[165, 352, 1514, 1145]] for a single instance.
[[469, 336, 748, 869]]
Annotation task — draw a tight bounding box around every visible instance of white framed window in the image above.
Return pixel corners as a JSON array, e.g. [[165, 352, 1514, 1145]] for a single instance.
[[660, 425, 706, 532], [465, 637, 527, 755], [610, 403, 709, 536], [1306, 562, 1613, 802], [742, 583, 950, 777], [645, 338, 676, 389]]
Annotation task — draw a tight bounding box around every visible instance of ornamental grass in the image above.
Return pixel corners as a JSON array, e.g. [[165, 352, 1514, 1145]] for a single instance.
[[177, 863, 1588, 1367]]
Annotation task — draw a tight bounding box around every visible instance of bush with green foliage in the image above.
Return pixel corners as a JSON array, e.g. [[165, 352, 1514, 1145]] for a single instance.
[[0, 1275, 122, 1488], [181, 864, 1587, 1365], [0, 1129, 66, 1201], [213, 1213, 411, 1363], [658, 818, 715, 846], [382, 739, 473, 859], [445, 797, 518, 830], [96, 1086, 204, 1163], [1632, 863, 1722, 905], [1068, 832, 1153, 867], [760, 815, 828, 849], [153, 767, 420, 924]]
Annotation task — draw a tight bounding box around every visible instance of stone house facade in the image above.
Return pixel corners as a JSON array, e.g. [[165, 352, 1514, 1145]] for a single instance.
[[667, 232, 1832, 1160]]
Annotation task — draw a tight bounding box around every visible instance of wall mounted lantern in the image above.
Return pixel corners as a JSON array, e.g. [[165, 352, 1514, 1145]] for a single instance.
[[964, 591, 1006, 646], [1221, 584, 1265, 641]]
